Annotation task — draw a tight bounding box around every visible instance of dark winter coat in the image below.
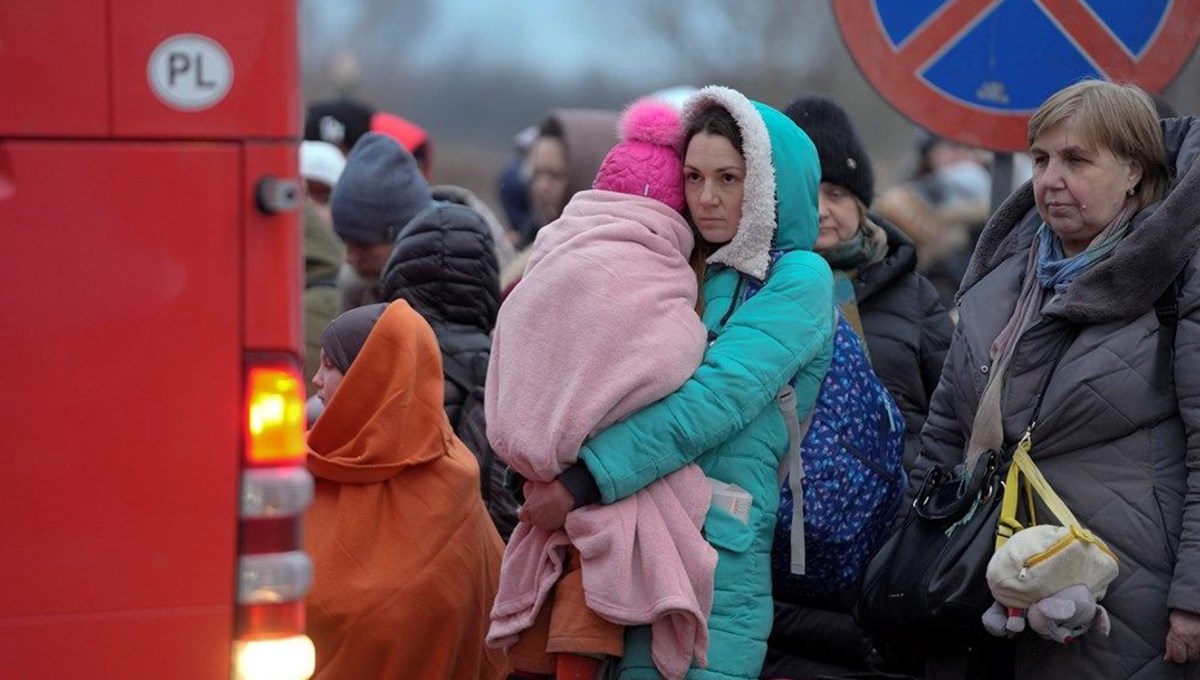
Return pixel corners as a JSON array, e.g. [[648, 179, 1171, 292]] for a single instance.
[[380, 201, 517, 539], [857, 215, 953, 470], [381, 200, 499, 418], [913, 116, 1200, 680]]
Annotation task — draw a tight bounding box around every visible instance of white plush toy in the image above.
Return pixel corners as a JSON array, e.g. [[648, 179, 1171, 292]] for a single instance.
[[983, 584, 1111, 642], [982, 524, 1118, 643]]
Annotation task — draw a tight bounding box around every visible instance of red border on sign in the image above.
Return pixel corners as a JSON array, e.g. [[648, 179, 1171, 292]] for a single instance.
[[833, 0, 1200, 151]]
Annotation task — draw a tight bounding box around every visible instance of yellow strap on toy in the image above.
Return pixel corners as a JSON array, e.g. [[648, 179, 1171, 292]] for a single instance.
[[1011, 446, 1081, 528], [995, 430, 1033, 550], [995, 430, 1092, 551]]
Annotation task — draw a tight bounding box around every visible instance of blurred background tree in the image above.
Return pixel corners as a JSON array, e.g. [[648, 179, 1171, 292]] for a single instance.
[[299, 0, 1200, 216]]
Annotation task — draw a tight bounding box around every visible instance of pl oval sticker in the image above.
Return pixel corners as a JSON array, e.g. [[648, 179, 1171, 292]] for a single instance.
[[147, 34, 233, 111]]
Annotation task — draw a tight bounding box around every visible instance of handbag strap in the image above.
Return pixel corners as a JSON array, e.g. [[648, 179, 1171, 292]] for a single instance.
[[993, 329, 1077, 549], [996, 448, 1117, 564], [1013, 448, 1079, 525], [1020, 328, 1076, 437], [996, 446, 1080, 549]]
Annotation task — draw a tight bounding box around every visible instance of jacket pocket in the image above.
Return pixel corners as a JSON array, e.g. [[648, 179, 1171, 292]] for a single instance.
[[703, 503, 755, 553]]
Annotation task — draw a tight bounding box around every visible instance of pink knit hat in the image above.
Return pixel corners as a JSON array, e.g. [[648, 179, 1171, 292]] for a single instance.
[[592, 97, 685, 212]]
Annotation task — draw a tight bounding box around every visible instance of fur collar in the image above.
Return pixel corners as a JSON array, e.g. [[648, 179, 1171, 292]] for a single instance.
[[959, 117, 1200, 324]]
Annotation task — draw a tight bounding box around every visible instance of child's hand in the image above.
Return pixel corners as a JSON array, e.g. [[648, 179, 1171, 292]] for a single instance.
[[519, 479, 574, 531]]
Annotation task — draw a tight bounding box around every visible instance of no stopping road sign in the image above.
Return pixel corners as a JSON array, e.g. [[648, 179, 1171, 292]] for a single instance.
[[834, 0, 1200, 151]]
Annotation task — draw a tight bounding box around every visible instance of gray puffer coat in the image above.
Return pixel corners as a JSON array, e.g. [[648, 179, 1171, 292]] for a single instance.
[[913, 116, 1200, 680]]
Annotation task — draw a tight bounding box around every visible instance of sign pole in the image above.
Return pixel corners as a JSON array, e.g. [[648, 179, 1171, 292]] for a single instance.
[[990, 152, 1014, 215]]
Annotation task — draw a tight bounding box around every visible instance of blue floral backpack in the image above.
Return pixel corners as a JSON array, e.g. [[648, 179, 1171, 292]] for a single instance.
[[771, 309, 907, 602]]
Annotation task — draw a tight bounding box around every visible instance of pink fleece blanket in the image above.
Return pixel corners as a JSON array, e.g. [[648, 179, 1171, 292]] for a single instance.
[[485, 190, 716, 679]]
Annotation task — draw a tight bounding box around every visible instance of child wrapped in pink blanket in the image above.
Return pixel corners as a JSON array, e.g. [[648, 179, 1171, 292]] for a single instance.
[[485, 99, 717, 680]]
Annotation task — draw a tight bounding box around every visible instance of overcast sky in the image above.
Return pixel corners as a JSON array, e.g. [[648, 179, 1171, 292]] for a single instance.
[[301, 1, 698, 87]]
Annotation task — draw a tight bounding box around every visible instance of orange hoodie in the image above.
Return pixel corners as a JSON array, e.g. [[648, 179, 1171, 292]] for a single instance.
[[304, 300, 508, 679]]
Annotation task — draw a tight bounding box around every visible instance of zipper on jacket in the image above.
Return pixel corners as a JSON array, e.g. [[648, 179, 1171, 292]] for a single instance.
[[718, 277, 748, 331]]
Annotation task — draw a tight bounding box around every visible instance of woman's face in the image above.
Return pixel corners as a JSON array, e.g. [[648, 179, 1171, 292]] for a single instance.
[[815, 182, 861, 252], [1030, 115, 1142, 256], [684, 131, 745, 245], [312, 349, 345, 406], [528, 136, 570, 226]]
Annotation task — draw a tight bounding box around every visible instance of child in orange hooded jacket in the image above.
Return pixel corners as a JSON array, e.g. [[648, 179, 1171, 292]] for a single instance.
[[305, 300, 508, 679]]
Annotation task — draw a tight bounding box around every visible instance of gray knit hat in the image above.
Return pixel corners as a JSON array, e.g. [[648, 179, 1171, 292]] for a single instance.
[[331, 132, 433, 245]]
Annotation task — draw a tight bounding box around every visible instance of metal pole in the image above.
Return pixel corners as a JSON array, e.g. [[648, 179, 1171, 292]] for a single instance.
[[990, 152, 1014, 215]]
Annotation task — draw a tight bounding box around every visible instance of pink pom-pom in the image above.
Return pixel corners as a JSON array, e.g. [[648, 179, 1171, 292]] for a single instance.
[[618, 98, 683, 149]]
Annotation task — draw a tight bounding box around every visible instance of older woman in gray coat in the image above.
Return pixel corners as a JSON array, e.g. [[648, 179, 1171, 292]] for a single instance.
[[911, 79, 1200, 679]]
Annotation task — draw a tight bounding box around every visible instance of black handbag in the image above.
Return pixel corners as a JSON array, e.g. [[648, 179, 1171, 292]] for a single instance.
[[852, 333, 1074, 643], [852, 445, 1007, 642]]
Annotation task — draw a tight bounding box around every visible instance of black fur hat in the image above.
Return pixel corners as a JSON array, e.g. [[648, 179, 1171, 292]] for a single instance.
[[784, 96, 875, 206]]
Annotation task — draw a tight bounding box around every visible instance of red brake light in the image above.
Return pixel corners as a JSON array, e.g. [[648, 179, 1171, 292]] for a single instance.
[[246, 365, 305, 465]]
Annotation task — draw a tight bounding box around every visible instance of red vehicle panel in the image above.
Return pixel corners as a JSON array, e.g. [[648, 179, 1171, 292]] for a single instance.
[[0, 4, 110, 137], [0, 141, 243, 678], [111, 0, 299, 139], [244, 141, 303, 350], [1, 2, 311, 678]]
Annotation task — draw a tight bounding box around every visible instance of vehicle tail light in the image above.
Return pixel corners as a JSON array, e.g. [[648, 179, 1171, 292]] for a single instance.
[[232, 635, 315, 680], [235, 358, 314, 680], [246, 365, 306, 466]]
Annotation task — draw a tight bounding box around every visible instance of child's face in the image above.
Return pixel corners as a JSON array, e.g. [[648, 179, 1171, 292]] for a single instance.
[[684, 131, 744, 245], [312, 349, 346, 406]]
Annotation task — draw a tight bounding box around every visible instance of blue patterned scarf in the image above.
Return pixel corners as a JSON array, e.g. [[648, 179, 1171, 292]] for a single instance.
[[1035, 201, 1136, 293]]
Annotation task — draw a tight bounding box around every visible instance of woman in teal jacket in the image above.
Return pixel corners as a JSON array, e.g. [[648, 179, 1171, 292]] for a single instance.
[[522, 86, 835, 679]]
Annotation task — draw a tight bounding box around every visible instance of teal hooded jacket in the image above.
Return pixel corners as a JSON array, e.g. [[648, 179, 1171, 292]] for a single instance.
[[579, 87, 835, 679]]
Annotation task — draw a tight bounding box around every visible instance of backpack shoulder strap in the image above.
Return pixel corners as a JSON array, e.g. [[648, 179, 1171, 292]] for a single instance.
[[440, 350, 479, 394], [1154, 272, 1184, 390], [430, 326, 490, 393]]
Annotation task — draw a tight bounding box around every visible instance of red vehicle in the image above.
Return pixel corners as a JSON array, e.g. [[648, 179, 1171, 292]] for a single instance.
[[0, 2, 314, 678]]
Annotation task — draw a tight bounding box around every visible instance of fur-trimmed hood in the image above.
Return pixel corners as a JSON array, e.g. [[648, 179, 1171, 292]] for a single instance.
[[681, 86, 822, 280], [958, 116, 1200, 324]]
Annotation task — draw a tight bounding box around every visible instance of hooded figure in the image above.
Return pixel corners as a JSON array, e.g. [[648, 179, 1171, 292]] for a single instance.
[[553, 86, 836, 679], [304, 300, 508, 680]]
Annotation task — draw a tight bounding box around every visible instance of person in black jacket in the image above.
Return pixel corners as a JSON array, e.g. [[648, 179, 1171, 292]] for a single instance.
[[760, 95, 954, 679], [380, 201, 519, 541]]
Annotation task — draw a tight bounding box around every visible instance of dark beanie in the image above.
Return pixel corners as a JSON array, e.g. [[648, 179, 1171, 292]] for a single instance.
[[784, 96, 875, 206], [331, 133, 433, 245], [319, 303, 388, 374], [304, 98, 375, 151]]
